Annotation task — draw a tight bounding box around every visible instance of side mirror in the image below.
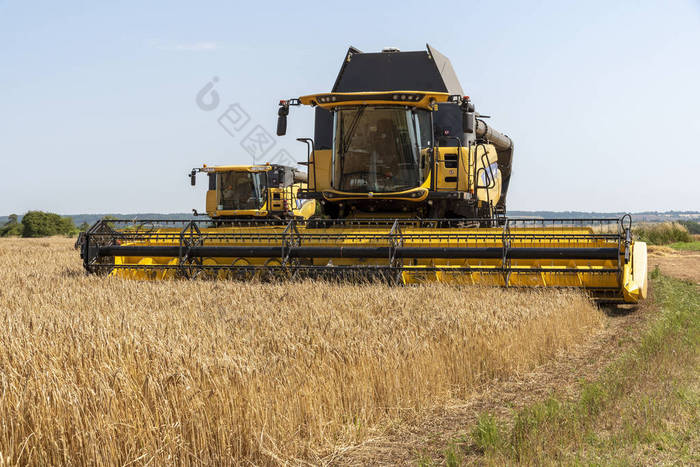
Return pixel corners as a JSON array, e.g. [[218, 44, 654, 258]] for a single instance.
[[277, 104, 289, 136], [190, 170, 196, 186]]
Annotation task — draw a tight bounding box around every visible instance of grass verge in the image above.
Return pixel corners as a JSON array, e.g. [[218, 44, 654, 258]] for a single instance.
[[441, 273, 699, 465], [669, 241, 700, 251]]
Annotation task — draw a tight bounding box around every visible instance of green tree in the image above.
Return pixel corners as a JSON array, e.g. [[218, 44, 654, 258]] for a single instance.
[[0, 214, 24, 236], [21, 211, 78, 237], [678, 220, 700, 235]]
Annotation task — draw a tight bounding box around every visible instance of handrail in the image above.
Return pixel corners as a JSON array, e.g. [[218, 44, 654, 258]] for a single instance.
[[296, 138, 316, 191]]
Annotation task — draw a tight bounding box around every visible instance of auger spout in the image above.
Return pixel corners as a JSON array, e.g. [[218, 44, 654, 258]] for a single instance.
[[475, 119, 512, 151]]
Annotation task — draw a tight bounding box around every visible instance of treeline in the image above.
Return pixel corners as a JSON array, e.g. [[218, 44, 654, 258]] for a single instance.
[[678, 220, 700, 235], [0, 211, 90, 238]]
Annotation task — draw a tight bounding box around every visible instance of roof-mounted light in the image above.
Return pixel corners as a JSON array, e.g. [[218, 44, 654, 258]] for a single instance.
[[313, 92, 426, 106], [391, 93, 422, 102]]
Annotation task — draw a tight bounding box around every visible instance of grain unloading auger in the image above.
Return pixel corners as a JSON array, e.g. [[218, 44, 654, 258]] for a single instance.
[[77, 45, 647, 303]]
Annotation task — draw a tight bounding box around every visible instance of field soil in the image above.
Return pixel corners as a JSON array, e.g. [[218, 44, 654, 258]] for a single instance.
[[648, 246, 700, 284]]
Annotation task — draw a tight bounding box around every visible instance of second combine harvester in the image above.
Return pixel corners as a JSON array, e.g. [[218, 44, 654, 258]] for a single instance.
[[79, 45, 647, 303]]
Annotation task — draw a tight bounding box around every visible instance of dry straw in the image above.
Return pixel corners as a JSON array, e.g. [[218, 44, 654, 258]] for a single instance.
[[0, 237, 604, 464]]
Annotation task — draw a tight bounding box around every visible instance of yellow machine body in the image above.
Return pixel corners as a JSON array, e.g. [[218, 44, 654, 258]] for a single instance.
[[303, 92, 501, 211], [308, 144, 501, 207], [194, 164, 316, 220]]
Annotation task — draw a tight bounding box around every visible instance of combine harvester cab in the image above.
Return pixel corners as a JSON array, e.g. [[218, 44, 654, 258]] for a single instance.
[[189, 163, 315, 222], [77, 45, 647, 303]]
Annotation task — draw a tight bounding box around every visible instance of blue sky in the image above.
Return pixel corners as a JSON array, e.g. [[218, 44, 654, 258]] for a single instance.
[[1, 0, 698, 214]]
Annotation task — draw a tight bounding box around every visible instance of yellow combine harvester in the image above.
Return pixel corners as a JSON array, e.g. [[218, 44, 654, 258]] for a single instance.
[[78, 45, 647, 303], [189, 163, 316, 222]]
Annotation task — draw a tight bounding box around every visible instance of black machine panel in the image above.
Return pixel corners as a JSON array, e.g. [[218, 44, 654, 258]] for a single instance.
[[314, 107, 333, 150], [333, 51, 448, 93], [433, 103, 463, 147], [332, 44, 464, 95]]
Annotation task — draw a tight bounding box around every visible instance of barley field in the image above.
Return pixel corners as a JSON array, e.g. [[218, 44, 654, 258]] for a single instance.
[[0, 237, 605, 464]]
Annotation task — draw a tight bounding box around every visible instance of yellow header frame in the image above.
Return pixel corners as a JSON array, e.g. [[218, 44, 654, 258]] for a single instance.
[[298, 91, 454, 110]]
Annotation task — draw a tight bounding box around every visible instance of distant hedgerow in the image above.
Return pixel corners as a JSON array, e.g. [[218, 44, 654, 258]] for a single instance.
[[633, 222, 692, 245]]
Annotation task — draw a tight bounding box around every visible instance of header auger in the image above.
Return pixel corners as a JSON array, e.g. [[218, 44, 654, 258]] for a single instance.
[[77, 45, 647, 303]]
